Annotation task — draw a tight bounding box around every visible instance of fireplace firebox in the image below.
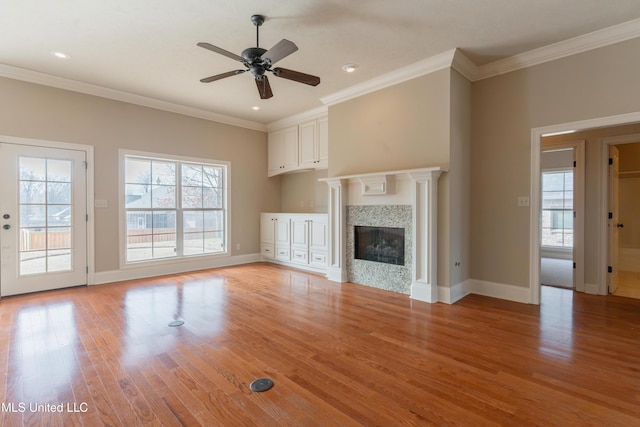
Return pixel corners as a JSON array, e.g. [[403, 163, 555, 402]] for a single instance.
[[354, 226, 405, 266]]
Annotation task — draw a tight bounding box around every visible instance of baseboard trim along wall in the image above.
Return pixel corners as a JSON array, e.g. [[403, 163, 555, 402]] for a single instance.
[[93, 253, 261, 285], [439, 279, 531, 304]]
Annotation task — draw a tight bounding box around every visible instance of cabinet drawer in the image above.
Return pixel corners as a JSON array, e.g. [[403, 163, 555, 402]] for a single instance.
[[261, 243, 275, 258], [276, 245, 290, 261], [309, 251, 327, 266], [291, 248, 308, 264]]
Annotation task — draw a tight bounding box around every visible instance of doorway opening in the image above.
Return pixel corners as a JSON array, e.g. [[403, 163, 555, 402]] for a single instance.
[[602, 137, 640, 299], [539, 141, 585, 295]]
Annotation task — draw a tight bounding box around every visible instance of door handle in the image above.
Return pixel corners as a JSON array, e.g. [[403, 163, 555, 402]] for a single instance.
[[616, 223, 624, 228], [2, 224, 10, 230]]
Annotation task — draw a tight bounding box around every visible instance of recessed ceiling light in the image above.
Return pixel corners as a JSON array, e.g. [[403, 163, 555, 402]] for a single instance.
[[51, 51, 69, 59], [252, 106, 260, 111], [342, 63, 358, 73]]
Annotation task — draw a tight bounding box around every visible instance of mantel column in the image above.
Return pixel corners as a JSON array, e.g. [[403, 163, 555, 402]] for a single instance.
[[409, 170, 443, 302], [325, 178, 347, 282]]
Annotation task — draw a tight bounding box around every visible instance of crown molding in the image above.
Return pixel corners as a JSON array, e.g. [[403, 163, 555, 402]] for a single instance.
[[320, 49, 457, 106], [266, 105, 328, 132], [473, 17, 640, 81], [0, 63, 267, 132]]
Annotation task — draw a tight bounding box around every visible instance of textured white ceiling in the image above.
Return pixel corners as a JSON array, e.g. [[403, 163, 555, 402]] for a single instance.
[[1, 0, 640, 125]]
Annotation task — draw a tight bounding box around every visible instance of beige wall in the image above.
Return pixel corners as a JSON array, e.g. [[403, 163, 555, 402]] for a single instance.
[[328, 68, 451, 177], [279, 169, 328, 213], [0, 77, 279, 273], [472, 37, 640, 288]]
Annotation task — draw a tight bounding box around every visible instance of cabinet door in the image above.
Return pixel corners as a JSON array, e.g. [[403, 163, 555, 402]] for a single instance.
[[268, 132, 285, 176], [282, 127, 299, 170], [316, 117, 329, 168], [309, 217, 328, 251], [298, 120, 317, 168], [291, 218, 309, 248], [275, 217, 291, 245], [260, 214, 275, 244]]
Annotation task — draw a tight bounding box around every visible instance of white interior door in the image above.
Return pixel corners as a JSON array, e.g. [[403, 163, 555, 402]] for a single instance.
[[0, 143, 87, 297], [608, 145, 620, 294]]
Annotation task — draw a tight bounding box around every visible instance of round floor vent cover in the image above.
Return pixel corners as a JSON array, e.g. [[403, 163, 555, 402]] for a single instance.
[[249, 378, 274, 392]]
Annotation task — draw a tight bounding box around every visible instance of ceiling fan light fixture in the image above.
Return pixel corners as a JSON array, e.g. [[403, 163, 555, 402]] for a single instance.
[[342, 63, 358, 73]]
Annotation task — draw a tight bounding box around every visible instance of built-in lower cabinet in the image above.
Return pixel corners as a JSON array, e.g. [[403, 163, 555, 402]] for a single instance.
[[260, 212, 328, 274]]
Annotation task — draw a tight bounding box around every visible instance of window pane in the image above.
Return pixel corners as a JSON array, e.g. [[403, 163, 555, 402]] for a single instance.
[[48, 205, 71, 226], [184, 232, 204, 255], [20, 229, 46, 251], [182, 164, 202, 186], [125, 184, 151, 208], [125, 158, 151, 184], [202, 166, 222, 187], [204, 211, 223, 231], [152, 211, 176, 232], [47, 159, 71, 182], [20, 205, 46, 227], [20, 251, 47, 275], [48, 227, 71, 249], [20, 181, 46, 204], [203, 187, 222, 209], [205, 231, 224, 253], [127, 234, 152, 262], [152, 161, 176, 185], [48, 182, 71, 204], [19, 157, 46, 181], [152, 234, 176, 258], [542, 191, 564, 209], [184, 211, 203, 233], [48, 249, 71, 272], [542, 173, 564, 191], [182, 186, 202, 208], [151, 185, 176, 209]]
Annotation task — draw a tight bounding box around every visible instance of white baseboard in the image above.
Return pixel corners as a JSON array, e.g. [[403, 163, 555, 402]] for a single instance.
[[437, 279, 531, 304], [411, 280, 437, 303], [584, 282, 603, 295], [93, 253, 261, 285], [438, 280, 472, 304]]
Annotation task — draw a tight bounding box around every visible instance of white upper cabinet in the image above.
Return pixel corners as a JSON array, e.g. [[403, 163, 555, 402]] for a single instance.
[[268, 126, 299, 177], [268, 116, 328, 177], [299, 117, 328, 170]]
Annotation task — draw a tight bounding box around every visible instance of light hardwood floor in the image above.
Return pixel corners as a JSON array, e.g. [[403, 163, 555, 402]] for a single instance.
[[1, 262, 640, 426]]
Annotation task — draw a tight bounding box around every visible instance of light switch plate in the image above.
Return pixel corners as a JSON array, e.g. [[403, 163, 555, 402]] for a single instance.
[[95, 199, 108, 208], [517, 196, 529, 207]]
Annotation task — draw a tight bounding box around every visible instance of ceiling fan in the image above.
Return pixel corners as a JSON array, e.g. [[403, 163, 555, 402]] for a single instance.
[[197, 14, 320, 99]]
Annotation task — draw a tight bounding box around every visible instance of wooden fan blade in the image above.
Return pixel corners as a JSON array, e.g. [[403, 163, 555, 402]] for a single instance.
[[200, 70, 246, 83], [197, 42, 244, 62], [272, 68, 320, 86], [255, 76, 273, 99], [261, 39, 298, 65]]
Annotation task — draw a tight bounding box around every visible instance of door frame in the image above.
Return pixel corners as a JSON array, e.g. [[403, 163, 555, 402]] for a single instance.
[[599, 133, 640, 295], [540, 140, 585, 293], [529, 111, 640, 304], [0, 135, 95, 286]]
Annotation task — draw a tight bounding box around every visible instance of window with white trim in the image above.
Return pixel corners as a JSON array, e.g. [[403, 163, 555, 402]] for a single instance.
[[123, 153, 228, 263], [541, 170, 573, 248]]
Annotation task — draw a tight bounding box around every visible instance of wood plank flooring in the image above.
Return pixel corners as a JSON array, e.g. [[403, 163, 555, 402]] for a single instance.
[[1, 262, 640, 426]]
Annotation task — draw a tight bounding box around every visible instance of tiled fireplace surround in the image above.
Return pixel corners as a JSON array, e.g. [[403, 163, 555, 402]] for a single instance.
[[321, 167, 445, 303]]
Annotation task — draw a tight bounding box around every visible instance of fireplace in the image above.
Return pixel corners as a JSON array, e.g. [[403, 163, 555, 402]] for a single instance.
[[354, 226, 405, 266]]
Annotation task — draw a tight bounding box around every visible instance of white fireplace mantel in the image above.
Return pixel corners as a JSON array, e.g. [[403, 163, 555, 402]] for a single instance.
[[319, 166, 446, 303]]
